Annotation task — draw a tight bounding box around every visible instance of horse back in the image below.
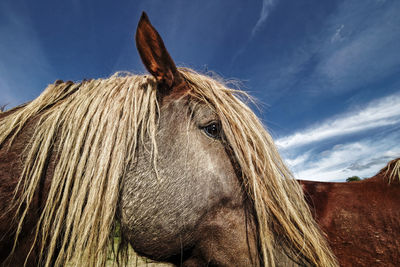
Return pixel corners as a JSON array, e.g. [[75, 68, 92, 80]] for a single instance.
[[300, 174, 400, 266]]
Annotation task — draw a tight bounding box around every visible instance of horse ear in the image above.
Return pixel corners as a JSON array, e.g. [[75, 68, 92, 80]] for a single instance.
[[135, 12, 183, 91]]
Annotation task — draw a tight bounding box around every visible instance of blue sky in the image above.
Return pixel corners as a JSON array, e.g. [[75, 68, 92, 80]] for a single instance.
[[1, 0, 399, 181]]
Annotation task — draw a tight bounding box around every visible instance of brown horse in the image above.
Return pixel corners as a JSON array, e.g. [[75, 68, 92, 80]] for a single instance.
[[300, 158, 400, 266], [0, 12, 336, 267]]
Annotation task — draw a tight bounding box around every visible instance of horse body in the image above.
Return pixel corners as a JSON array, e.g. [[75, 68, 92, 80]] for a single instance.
[[0, 107, 45, 265], [300, 159, 400, 266]]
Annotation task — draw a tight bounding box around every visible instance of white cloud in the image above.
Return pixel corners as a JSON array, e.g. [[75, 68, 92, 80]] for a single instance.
[[251, 0, 276, 38], [330, 24, 344, 43], [284, 135, 400, 181], [276, 93, 400, 149], [277, 91, 400, 182], [284, 153, 309, 167]]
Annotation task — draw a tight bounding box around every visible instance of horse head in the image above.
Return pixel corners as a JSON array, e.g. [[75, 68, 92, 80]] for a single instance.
[[120, 12, 259, 266], [118, 13, 337, 266]]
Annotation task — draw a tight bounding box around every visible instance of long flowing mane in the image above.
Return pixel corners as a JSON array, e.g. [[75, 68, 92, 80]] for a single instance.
[[1, 73, 159, 266], [0, 69, 337, 266], [181, 69, 336, 266]]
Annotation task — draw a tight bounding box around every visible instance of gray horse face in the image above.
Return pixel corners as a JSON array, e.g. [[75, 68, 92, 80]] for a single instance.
[[118, 13, 260, 266], [120, 97, 259, 266]]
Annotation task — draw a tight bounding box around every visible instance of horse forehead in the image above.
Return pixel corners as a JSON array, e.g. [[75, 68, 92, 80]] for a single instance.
[[160, 96, 218, 125], [191, 102, 218, 123]]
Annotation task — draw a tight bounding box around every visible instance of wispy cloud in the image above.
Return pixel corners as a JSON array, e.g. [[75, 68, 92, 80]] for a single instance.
[[310, 0, 400, 93], [231, 0, 278, 68], [330, 24, 344, 43], [251, 0, 276, 38], [277, 91, 400, 181], [285, 135, 400, 181], [259, 0, 400, 98], [276, 93, 400, 149]]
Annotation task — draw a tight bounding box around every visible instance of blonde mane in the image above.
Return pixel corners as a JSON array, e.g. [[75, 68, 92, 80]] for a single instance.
[[182, 69, 337, 266], [1, 74, 159, 266], [382, 158, 400, 183], [1, 69, 337, 266]]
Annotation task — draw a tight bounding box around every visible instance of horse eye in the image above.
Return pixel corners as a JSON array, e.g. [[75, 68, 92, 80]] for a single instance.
[[202, 122, 221, 139]]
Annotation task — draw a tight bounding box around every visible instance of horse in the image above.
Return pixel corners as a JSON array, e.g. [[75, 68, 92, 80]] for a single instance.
[[300, 158, 400, 266], [0, 12, 337, 266]]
